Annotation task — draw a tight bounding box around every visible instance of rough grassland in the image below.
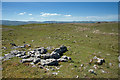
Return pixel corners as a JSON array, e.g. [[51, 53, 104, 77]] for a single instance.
[[2, 23, 118, 78]]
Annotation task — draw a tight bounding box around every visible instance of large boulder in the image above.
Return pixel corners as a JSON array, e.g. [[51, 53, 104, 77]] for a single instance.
[[53, 45, 68, 56], [34, 47, 47, 54], [33, 58, 41, 64], [50, 52, 60, 59], [41, 53, 51, 59], [41, 59, 58, 66]]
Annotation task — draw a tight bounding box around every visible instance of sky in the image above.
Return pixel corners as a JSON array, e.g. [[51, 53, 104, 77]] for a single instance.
[[2, 2, 118, 21], [1, 0, 120, 2]]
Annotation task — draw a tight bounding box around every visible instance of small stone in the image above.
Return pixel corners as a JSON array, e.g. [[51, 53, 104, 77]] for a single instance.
[[93, 65, 98, 69], [52, 72, 58, 75], [81, 64, 84, 67], [88, 69, 95, 74], [101, 69, 107, 73], [39, 65, 44, 69], [76, 75, 79, 78]]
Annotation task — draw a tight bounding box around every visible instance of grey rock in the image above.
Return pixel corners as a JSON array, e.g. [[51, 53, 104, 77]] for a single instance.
[[21, 55, 31, 59], [1, 46, 7, 50], [61, 56, 71, 60], [88, 69, 95, 73], [52, 72, 58, 75], [16, 54, 22, 57], [41, 53, 51, 59], [53, 45, 68, 56], [97, 58, 105, 65], [21, 58, 34, 63], [51, 52, 60, 59], [24, 44, 31, 48], [4, 53, 15, 60], [57, 58, 68, 62], [35, 47, 47, 54], [33, 58, 41, 64], [29, 51, 35, 54], [10, 50, 19, 55], [39, 65, 44, 69], [41, 59, 58, 66]]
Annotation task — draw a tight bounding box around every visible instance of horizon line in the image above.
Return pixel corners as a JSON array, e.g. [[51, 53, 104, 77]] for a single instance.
[[1, 19, 118, 22]]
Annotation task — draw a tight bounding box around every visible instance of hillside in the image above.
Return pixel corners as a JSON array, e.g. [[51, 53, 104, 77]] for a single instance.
[[2, 23, 118, 78]]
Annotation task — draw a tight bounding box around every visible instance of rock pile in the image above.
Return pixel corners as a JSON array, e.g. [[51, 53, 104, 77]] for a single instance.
[[89, 56, 105, 65], [2, 45, 71, 67]]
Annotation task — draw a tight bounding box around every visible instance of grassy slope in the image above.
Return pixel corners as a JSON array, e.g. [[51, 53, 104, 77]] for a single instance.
[[2, 23, 118, 78]]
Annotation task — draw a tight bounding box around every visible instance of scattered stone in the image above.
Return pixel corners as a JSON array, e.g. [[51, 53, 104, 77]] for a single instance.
[[88, 69, 95, 74], [32, 40, 34, 42], [1, 46, 7, 50], [101, 69, 107, 73], [55, 67, 60, 70], [52, 72, 58, 75], [76, 75, 79, 78], [45, 68, 49, 71], [97, 58, 105, 65], [10, 43, 16, 46], [90, 56, 105, 65], [24, 44, 31, 48], [93, 65, 98, 69], [81, 64, 84, 67], [93, 56, 98, 60], [39, 65, 44, 69]]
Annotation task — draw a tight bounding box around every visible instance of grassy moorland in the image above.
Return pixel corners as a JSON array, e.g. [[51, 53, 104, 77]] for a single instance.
[[2, 23, 118, 78]]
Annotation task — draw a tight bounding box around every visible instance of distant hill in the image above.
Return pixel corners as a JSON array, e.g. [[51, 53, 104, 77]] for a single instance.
[[1, 20, 42, 26], [0, 20, 117, 26]]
